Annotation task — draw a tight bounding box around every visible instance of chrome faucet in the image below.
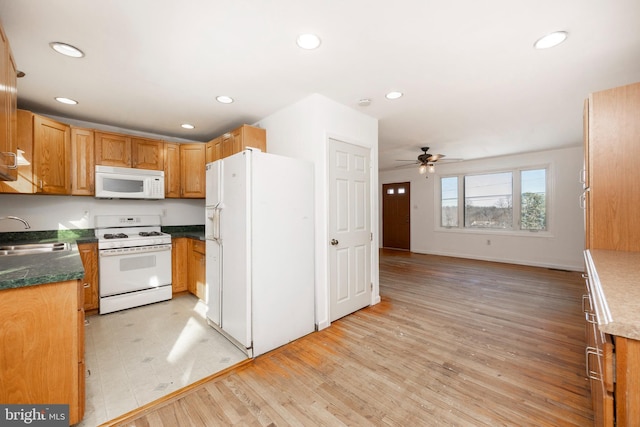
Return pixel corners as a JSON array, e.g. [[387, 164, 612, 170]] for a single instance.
[[0, 216, 31, 229]]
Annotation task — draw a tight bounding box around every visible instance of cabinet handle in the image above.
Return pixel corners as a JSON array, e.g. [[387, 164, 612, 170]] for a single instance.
[[2, 152, 18, 169], [579, 169, 587, 185], [585, 346, 603, 381], [39, 180, 43, 190], [585, 311, 597, 325], [582, 294, 591, 313], [579, 187, 590, 209], [83, 283, 90, 288]]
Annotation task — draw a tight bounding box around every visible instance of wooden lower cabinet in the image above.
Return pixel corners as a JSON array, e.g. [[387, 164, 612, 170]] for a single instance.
[[0, 280, 85, 425], [188, 239, 206, 301], [171, 237, 188, 293], [78, 242, 99, 311]]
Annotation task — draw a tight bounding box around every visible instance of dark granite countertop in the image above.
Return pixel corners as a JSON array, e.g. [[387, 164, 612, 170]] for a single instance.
[[0, 225, 204, 291], [0, 247, 85, 291], [162, 225, 205, 240], [0, 229, 93, 291]]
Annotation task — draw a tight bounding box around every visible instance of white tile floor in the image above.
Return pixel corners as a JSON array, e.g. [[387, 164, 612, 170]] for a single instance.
[[78, 294, 247, 427]]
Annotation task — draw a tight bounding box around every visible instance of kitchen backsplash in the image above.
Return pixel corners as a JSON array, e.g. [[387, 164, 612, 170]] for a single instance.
[[0, 194, 205, 232]]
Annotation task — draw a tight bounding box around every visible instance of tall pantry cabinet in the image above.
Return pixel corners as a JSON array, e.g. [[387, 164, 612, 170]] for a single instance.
[[583, 81, 640, 427]]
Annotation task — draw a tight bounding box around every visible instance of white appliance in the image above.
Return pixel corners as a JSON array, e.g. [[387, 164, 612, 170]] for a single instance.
[[94, 215, 172, 314], [205, 149, 315, 357], [95, 165, 165, 199]]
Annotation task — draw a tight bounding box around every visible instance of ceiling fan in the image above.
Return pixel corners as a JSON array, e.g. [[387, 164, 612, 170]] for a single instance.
[[395, 147, 452, 174]]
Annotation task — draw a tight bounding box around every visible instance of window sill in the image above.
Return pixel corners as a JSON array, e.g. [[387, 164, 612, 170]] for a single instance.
[[435, 227, 554, 238]]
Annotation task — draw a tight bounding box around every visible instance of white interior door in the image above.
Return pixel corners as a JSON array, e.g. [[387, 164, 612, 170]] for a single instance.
[[329, 138, 371, 322]]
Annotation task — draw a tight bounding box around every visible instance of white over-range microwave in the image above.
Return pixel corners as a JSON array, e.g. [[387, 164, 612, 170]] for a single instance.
[[95, 165, 165, 199]]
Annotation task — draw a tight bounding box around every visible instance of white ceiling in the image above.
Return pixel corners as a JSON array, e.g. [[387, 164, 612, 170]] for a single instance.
[[1, 0, 639, 170]]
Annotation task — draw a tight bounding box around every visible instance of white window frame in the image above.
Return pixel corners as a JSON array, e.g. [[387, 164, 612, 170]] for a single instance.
[[436, 164, 552, 237]]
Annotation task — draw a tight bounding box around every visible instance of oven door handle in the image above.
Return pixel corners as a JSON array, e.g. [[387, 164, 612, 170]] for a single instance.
[[99, 245, 172, 257]]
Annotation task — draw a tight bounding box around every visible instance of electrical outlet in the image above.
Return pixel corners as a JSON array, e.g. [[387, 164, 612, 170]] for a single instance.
[[486, 239, 491, 246]]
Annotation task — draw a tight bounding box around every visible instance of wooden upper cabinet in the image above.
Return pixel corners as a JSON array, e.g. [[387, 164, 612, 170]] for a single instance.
[[33, 114, 71, 194], [0, 110, 34, 193], [164, 142, 181, 198], [0, 23, 17, 181], [131, 137, 164, 170], [95, 131, 131, 167], [219, 124, 266, 161], [179, 143, 205, 198], [70, 127, 94, 195], [586, 82, 640, 251]]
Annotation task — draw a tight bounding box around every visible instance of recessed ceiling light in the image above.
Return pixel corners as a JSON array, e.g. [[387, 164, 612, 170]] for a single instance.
[[296, 33, 321, 50], [385, 91, 403, 100], [181, 123, 195, 129], [55, 97, 78, 105], [49, 42, 84, 58], [216, 95, 234, 104], [534, 31, 568, 49]]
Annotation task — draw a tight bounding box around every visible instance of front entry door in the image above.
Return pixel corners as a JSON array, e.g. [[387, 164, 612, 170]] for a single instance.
[[328, 138, 371, 322], [382, 182, 410, 250]]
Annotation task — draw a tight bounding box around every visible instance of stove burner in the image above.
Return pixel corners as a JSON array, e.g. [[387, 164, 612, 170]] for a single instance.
[[103, 233, 129, 239], [139, 231, 163, 237]]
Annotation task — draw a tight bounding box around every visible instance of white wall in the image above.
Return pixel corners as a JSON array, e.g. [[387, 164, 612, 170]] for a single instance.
[[0, 194, 205, 232], [257, 93, 379, 330], [379, 146, 585, 271]]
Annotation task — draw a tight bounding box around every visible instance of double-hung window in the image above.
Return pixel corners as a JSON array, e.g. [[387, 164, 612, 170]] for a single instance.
[[439, 168, 547, 232]]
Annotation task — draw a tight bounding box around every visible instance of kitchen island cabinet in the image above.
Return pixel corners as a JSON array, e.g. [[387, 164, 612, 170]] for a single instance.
[[0, 279, 85, 425]]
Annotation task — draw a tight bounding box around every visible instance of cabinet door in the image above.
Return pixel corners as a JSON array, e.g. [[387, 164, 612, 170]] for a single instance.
[[0, 25, 17, 181], [238, 124, 267, 152], [180, 143, 205, 198], [164, 142, 181, 198], [132, 137, 164, 170], [0, 110, 34, 193], [0, 280, 82, 424], [71, 127, 94, 195], [588, 82, 640, 251], [33, 115, 71, 194], [77, 242, 99, 311], [95, 131, 131, 167], [188, 239, 206, 300], [172, 238, 188, 293], [221, 132, 235, 159]]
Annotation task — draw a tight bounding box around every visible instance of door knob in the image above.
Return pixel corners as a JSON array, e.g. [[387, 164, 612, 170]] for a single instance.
[[330, 239, 339, 246]]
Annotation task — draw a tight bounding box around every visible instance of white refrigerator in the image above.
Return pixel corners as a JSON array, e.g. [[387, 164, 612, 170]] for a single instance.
[[205, 149, 315, 357]]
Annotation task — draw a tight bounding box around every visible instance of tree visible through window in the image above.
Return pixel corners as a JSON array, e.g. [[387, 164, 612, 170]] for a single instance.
[[520, 169, 546, 231], [439, 167, 547, 232]]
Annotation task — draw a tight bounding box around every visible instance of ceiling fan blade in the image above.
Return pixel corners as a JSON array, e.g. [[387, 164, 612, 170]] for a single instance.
[[429, 154, 445, 162]]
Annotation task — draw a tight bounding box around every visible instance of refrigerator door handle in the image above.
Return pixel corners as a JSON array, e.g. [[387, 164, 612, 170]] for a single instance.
[[212, 208, 221, 242]]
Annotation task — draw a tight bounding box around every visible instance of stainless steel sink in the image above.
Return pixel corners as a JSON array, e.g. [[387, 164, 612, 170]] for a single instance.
[[0, 242, 71, 256]]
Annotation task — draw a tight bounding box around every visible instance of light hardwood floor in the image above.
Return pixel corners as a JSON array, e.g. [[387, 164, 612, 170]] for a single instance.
[[105, 250, 593, 426]]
